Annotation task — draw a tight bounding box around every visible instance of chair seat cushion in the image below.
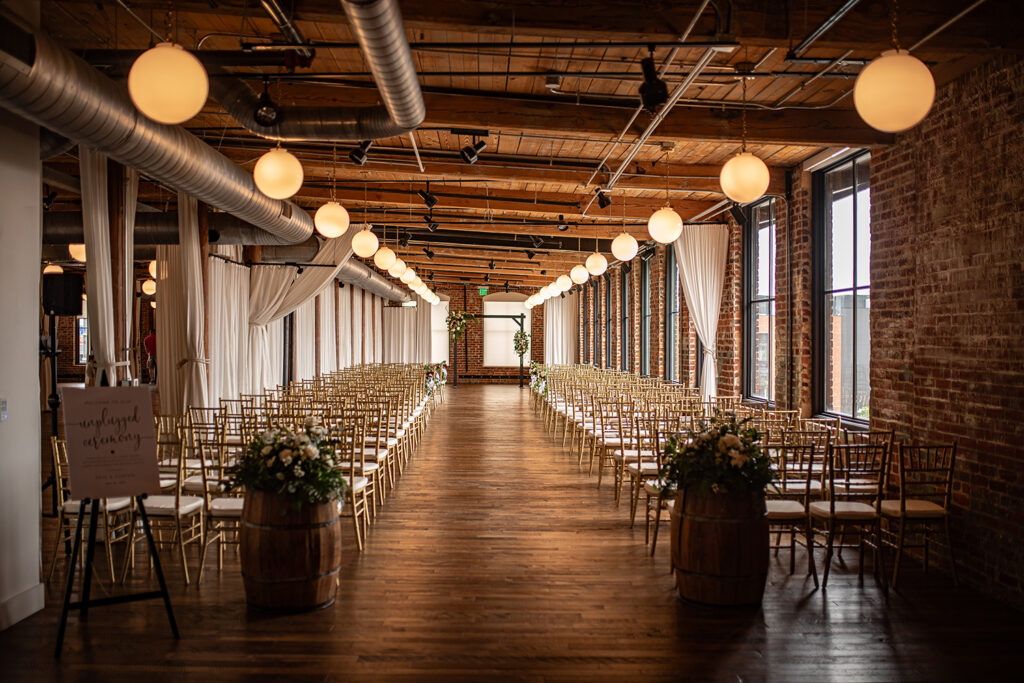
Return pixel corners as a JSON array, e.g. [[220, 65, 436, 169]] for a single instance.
[[808, 500, 877, 521], [627, 461, 660, 475], [880, 499, 947, 518], [347, 476, 370, 494], [145, 494, 204, 517], [63, 497, 132, 514], [209, 497, 244, 518], [766, 499, 806, 520], [768, 479, 822, 495], [182, 474, 225, 493], [336, 460, 380, 473]]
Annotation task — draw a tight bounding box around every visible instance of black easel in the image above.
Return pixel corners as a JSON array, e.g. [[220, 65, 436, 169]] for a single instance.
[[41, 313, 60, 517], [55, 494, 180, 659]]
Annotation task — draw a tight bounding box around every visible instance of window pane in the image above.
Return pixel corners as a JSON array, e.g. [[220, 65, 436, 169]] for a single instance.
[[483, 300, 530, 367], [856, 156, 871, 288], [827, 164, 856, 291], [854, 290, 871, 419], [429, 299, 450, 363], [751, 300, 775, 401], [823, 292, 855, 415]]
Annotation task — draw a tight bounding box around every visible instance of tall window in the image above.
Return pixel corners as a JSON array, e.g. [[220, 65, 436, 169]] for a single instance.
[[430, 296, 450, 363], [582, 288, 589, 364], [482, 293, 531, 367], [593, 279, 602, 366], [664, 248, 680, 381], [605, 274, 614, 368], [744, 199, 777, 402], [815, 152, 871, 420], [640, 257, 651, 375], [620, 266, 631, 371], [75, 316, 89, 365]]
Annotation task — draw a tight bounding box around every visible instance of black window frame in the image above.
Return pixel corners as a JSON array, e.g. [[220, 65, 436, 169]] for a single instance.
[[664, 248, 679, 381], [743, 197, 777, 404], [75, 316, 89, 365], [620, 264, 631, 371], [640, 257, 651, 375], [812, 151, 871, 424], [605, 273, 614, 368], [582, 285, 589, 364], [592, 278, 602, 366]]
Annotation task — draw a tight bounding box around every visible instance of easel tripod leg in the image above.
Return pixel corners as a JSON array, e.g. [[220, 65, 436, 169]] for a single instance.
[[55, 500, 87, 659], [137, 497, 180, 638]]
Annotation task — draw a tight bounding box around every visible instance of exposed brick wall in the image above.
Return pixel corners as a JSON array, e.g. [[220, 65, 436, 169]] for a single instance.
[[716, 220, 744, 397], [869, 54, 1024, 606], [434, 283, 543, 383]]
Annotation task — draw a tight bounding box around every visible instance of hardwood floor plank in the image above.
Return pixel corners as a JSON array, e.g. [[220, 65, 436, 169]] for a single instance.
[[4, 384, 1024, 681]]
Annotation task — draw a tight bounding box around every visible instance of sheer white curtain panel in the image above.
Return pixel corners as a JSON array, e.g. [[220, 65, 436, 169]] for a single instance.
[[294, 297, 317, 381], [123, 167, 138, 380], [544, 291, 578, 365], [78, 146, 116, 385], [318, 287, 337, 374], [337, 285, 352, 368], [246, 264, 295, 394], [350, 286, 363, 365], [155, 245, 187, 413], [673, 225, 730, 400], [208, 247, 249, 404], [177, 193, 210, 410]]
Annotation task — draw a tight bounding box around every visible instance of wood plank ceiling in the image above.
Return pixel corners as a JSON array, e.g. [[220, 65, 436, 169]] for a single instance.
[[38, 0, 1015, 288]]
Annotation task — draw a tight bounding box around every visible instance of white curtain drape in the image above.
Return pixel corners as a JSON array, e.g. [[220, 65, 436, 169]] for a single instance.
[[673, 225, 730, 400], [79, 146, 116, 386], [337, 285, 352, 368], [272, 233, 355, 318], [246, 264, 295, 394], [294, 297, 317, 381], [373, 296, 384, 362], [122, 167, 138, 381], [544, 291, 579, 365], [177, 193, 210, 410], [382, 302, 431, 363], [208, 246, 249, 405], [351, 286, 363, 365], [319, 287, 337, 374], [155, 245, 187, 413]]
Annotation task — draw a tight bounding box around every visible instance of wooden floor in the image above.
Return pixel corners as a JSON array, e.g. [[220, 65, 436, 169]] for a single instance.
[[5, 384, 1024, 681]]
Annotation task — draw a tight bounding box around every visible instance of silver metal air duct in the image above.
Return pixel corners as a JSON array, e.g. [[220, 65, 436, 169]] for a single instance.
[[336, 259, 409, 302], [0, 15, 313, 244], [209, 0, 425, 141]]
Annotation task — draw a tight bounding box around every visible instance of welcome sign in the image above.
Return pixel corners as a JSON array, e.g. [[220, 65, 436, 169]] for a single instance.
[[61, 387, 160, 499]]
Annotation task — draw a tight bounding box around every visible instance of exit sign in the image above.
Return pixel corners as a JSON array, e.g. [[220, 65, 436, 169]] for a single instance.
[[478, 287, 488, 295]]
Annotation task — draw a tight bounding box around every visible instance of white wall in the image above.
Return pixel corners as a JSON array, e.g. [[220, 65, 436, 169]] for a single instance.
[[0, 7, 45, 627]]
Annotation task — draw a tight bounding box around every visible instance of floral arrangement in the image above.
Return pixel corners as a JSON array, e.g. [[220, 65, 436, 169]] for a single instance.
[[446, 310, 476, 342], [659, 415, 773, 498], [529, 362, 547, 397], [226, 418, 347, 507], [424, 361, 448, 393], [513, 330, 531, 359]]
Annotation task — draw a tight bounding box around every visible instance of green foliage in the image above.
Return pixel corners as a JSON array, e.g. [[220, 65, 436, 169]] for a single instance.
[[513, 330, 531, 358], [226, 419, 348, 507], [446, 310, 476, 342], [659, 415, 774, 498], [529, 362, 548, 397]]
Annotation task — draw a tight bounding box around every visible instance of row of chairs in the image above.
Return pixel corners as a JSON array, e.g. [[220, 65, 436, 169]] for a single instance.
[[47, 363, 442, 586], [535, 365, 958, 589]]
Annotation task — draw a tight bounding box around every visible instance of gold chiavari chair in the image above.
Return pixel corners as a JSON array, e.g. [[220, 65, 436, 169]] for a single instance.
[[333, 425, 370, 552], [765, 443, 820, 583]]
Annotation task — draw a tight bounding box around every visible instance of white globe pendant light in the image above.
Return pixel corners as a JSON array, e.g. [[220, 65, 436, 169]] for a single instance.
[[314, 201, 350, 238], [411, 276, 424, 289], [585, 252, 607, 276], [570, 264, 590, 284], [148, 260, 158, 278], [351, 228, 379, 258], [141, 279, 157, 295], [854, 49, 935, 133], [648, 206, 683, 244], [388, 258, 407, 278], [254, 147, 303, 200], [556, 274, 573, 292], [68, 243, 87, 262], [719, 152, 770, 205], [430, 298, 440, 306], [43, 264, 63, 275], [400, 267, 417, 284], [150, 301, 157, 309], [373, 245, 397, 270], [611, 232, 639, 261], [128, 43, 209, 124]]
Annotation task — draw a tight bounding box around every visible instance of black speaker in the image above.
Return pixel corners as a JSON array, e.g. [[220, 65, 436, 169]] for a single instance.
[[42, 273, 84, 316]]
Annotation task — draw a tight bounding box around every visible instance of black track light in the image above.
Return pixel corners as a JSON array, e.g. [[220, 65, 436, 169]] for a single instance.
[[417, 187, 438, 208], [504, 281, 510, 293], [296, 266, 304, 275], [556, 214, 569, 231], [560, 291, 566, 299], [531, 235, 545, 249], [42, 190, 57, 211], [540, 269, 547, 276], [398, 233, 410, 248], [349, 140, 372, 166], [596, 190, 611, 210], [525, 250, 536, 260], [639, 52, 669, 113], [460, 139, 487, 165], [483, 273, 490, 282], [254, 77, 280, 127], [488, 260, 495, 270], [422, 214, 439, 231], [337, 281, 345, 289], [423, 247, 435, 259]]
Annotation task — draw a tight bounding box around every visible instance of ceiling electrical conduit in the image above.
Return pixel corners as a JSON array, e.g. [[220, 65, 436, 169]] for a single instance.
[[210, 0, 426, 142], [0, 13, 313, 244]]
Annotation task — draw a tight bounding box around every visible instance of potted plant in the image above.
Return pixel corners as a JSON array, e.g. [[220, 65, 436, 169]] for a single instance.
[[227, 419, 348, 611], [660, 415, 773, 606]]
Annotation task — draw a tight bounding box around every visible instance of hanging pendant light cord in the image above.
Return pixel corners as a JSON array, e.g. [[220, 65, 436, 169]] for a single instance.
[[890, 0, 901, 50], [741, 74, 748, 153]]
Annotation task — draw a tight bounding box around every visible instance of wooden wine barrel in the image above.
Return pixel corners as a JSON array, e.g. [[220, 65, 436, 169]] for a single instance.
[[670, 490, 769, 606], [239, 490, 342, 611]]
